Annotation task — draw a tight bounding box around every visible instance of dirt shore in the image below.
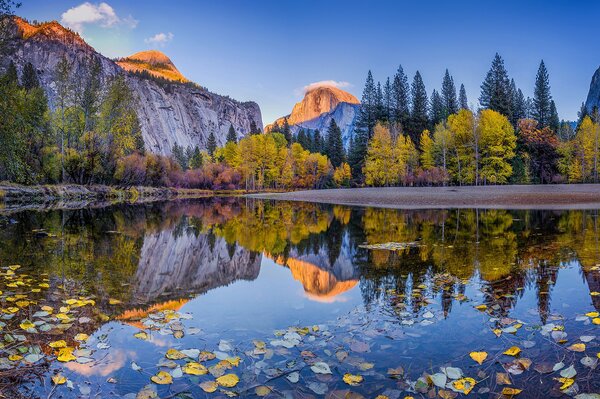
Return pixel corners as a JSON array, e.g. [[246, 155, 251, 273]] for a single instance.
[[250, 185, 600, 209]]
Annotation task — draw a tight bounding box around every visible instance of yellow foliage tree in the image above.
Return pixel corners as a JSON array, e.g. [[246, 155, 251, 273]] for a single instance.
[[333, 162, 352, 187], [477, 109, 516, 184]]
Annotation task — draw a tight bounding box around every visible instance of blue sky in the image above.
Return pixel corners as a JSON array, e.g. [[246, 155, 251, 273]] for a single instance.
[[18, 0, 600, 124]]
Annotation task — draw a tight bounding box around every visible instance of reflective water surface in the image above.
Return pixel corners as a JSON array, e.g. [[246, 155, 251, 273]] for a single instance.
[[0, 198, 599, 398]]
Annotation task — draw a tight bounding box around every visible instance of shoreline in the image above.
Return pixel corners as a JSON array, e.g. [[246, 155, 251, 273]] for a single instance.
[[248, 185, 600, 210]]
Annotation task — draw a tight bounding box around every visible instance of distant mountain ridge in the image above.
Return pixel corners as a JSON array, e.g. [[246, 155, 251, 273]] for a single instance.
[[267, 85, 360, 148], [585, 66, 600, 115], [2, 16, 263, 155]]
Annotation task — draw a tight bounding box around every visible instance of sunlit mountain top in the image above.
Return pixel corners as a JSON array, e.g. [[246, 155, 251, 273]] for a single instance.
[[116, 50, 188, 83]]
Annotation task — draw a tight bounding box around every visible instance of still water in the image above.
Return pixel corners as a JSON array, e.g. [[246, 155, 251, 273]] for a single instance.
[[0, 198, 599, 398]]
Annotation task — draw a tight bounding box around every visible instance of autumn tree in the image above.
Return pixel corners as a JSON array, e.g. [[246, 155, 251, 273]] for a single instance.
[[477, 109, 516, 184], [518, 119, 559, 183]]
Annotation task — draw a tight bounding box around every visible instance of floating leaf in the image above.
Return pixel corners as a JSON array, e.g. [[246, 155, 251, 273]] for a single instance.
[[451, 377, 476, 395], [199, 381, 218, 393], [52, 374, 67, 385], [568, 343, 586, 352], [49, 340, 67, 348], [150, 371, 173, 385], [182, 362, 207, 375], [475, 304, 487, 311], [501, 387, 522, 396], [503, 346, 521, 356], [560, 365, 577, 378], [311, 362, 332, 374], [555, 377, 574, 390], [343, 373, 363, 386], [56, 347, 76, 362], [469, 351, 488, 365], [165, 349, 186, 360], [255, 386, 272, 396], [216, 373, 239, 388], [496, 372, 511, 385]]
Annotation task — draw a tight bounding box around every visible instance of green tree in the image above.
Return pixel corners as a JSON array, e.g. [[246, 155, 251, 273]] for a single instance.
[[479, 53, 512, 117], [459, 83, 468, 110], [429, 89, 444, 127], [226, 124, 237, 144], [409, 71, 428, 144], [172, 143, 187, 170], [441, 69, 458, 118], [207, 130, 217, 157], [392, 64, 410, 130], [22, 62, 39, 90], [532, 60, 553, 129], [325, 119, 345, 168]]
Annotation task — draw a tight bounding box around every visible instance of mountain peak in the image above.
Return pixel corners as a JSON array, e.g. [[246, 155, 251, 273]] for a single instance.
[[116, 50, 188, 83], [9, 16, 91, 49]]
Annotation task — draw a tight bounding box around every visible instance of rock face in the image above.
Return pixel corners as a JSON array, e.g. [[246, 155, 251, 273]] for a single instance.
[[2, 17, 263, 155], [267, 85, 360, 148], [116, 50, 189, 83], [585, 67, 600, 114]]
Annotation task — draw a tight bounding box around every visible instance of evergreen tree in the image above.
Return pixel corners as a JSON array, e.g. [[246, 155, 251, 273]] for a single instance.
[[532, 60, 553, 128], [81, 57, 102, 132], [459, 83, 468, 110], [409, 71, 429, 144], [249, 120, 260, 135], [297, 129, 309, 149], [22, 62, 39, 90], [226, 124, 237, 143], [189, 146, 203, 169], [207, 130, 217, 157], [441, 69, 458, 118], [4, 61, 18, 85], [549, 100, 560, 133], [479, 53, 512, 117], [511, 87, 527, 125], [350, 70, 378, 179], [325, 119, 345, 168], [282, 117, 292, 146], [383, 77, 392, 122], [313, 129, 323, 153], [429, 89, 445, 126], [375, 81, 384, 121], [391, 65, 410, 129], [577, 102, 589, 128]]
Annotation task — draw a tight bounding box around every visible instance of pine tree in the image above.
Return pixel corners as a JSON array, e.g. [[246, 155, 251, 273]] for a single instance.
[[81, 57, 102, 132], [313, 129, 323, 153], [22, 62, 39, 90], [207, 131, 217, 157], [375, 81, 384, 121], [532, 60, 553, 128], [356, 70, 377, 138], [4, 61, 18, 85], [512, 87, 527, 125], [409, 71, 428, 144], [189, 146, 203, 169], [479, 53, 512, 117], [249, 120, 260, 135], [227, 124, 237, 143], [429, 89, 445, 127], [172, 143, 187, 170], [325, 119, 345, 168], [297, 129, 308, 149], [383, 77, 392, 122], [282, 117, 292, 146], [441, 69, 458, 118], [391, 65, 410, 129], [549, 100, 560, 133], [577, 102, 589, 128], [459, 83, 468, 110]]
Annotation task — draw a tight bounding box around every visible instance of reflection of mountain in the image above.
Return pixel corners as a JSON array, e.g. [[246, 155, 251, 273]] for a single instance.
[[268, 234, 359, 302], [133, 229, 261, 302]]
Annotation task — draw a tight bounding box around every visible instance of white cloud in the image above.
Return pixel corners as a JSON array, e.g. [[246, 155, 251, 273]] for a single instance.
[[61, 2, 137, 33], [144, 32, 174, 46], [302, 80, 351, 93]]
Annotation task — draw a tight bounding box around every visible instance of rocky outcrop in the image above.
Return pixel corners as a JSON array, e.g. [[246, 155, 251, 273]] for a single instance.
[[267, 85, 360, 148], [116, 50, 188, 83], [585, 67, 600, 114], [1, 17, 263, 155]]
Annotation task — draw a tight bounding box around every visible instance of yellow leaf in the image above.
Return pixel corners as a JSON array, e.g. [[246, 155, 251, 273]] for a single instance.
[[165, 349, 186, 360], [200, 381, 218, 393], [255, 386, 272, 396], [151, 371, 173, 385], [475, 304, 487, 311], [555, 377, 574, 390], [8, 354, 22, 361], [496, 372, 511, 385], [48, 340, 67, 348], [492, 329, 502, 337], [19, 320, 35, 330], [56, 347, 76, 362], [591, 291, 600, 296], [501, 387, 522, 396], [216, 373, 239, 388], [52, 374, 67, 385], [226, 356, 241, 367], [593, 318, 600, 325], [74, 333, 89, 342], [108, 298, 121, 305], [182, 362, 207, 375], [343, 373, 363, 386], [451, 377, 476, 395], [41, 305, 53, 312], [39, 283, 49, 288], [567, 343, 586, 352], [586, 311, 599, 318], [503, 346, 521, 356], [469, 351, 488, 365], [134, 331, 149, 340]]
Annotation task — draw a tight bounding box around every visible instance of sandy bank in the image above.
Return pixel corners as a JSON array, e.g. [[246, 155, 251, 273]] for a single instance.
[[249, 185, 600, 209]]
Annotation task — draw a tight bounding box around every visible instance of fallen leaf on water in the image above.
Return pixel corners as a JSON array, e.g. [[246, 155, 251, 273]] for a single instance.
[[49, 340, 67, 348], [343, 373, 363, 386], [475, 304, 487, 311], [199, 381, 218, 393], [216, 373, 239, 388], [555, 377, 574, 390], [51, 374, 67, 385], [165, 348, 186, 360], [501, 387, 522, 396], [56, 347, 76, 362], [311, 362, 332, 374], [255, 386, 272, 396], [503, 346, 521, 356], [496, 372, 511, 385], [150, 371, 172, 385], [585, 312, 599, 318], [182, 362, 207, 375], [568, 343, 586, 352], [451, 377, 476, 395], [469, 351, 488, 365]]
